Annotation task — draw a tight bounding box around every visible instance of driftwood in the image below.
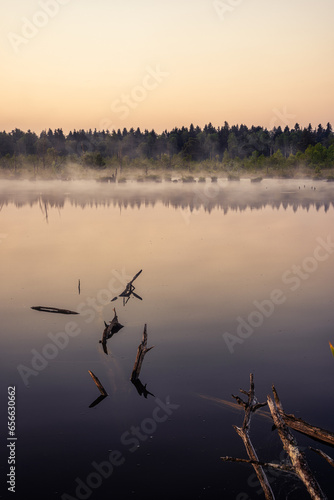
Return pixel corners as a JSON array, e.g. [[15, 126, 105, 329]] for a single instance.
[[268, 388, 327, 500], [130, 324, 154, 397], [202, 393, 334, 447], [131, 324, 154, 381], [221, 374, 275, 500], [222, 375, 332, 500], [88, 370, 108, 396], [31, 306, 79, 315], [279, 410, 334, 447], [111, 269, 143, 305], [99, 308, 124, 355]]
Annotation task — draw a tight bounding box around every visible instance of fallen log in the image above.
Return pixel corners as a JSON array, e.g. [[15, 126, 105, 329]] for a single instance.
[[281, 411, 334, 447], [31, 306, 79, 315]]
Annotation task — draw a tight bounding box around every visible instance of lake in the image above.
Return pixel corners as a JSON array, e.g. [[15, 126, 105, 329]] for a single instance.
[[1, 177, 334, 500]]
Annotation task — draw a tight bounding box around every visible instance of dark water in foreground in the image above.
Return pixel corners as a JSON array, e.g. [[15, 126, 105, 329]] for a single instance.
[[1, 178, 334, 500]]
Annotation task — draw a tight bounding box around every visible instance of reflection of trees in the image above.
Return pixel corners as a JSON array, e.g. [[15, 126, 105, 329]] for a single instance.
[[0, 181, 334, 214]]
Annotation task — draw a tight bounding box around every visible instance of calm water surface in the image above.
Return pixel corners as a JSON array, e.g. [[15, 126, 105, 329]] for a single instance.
[[1, 178, 334, 499]]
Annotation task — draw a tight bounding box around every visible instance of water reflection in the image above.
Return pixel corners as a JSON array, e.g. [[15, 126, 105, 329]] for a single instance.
[[1, 179, 334, 215], [1, 179, 334, 499], [89, 394, 108, 408]]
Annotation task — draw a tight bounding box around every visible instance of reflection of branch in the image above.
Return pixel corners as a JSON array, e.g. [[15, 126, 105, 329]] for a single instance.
[[131, 324, 154, 381], [89, 394, 108, 409], [38, 197, 49, 223], [131, 378, 154, 399]]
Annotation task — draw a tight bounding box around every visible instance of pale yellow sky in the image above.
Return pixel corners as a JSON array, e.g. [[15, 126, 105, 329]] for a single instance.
[[1, 0, 333, 133]]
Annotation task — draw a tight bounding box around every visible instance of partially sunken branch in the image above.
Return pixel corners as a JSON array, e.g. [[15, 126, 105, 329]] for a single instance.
[[31, 306, 79, 315], [267, 389, 327, 500], [229, 373, 275, 500], [271, 387, 334, 447], [223, 375, 332, 500], [131, 324, 154, 381], [88, 370, 108, 396]]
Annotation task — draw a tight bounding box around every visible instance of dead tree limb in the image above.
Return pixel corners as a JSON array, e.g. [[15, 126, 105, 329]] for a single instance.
[[113, 269, 143, 305], [230, 373, 275, 500], [272, 387, 334, 447], [31, 306, 79, 315], [88, 370, 108, 396], [282, 413, 334, 447], [130, 324, 154, 381], [267, 392, 327, 500]]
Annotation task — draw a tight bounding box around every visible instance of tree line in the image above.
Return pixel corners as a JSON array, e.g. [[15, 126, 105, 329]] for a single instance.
[[0, 122, 333, 173]]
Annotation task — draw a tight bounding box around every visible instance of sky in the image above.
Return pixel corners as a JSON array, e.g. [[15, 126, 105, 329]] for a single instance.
[[1, 0, 334, 134]]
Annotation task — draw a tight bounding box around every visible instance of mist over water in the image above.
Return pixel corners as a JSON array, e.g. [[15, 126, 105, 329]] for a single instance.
[[1, 177, 334, 214]]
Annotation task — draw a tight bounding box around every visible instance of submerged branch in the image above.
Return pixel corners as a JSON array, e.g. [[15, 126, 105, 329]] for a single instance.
[[131, 324, 154, 381], [267, 393, 327, 500], [31, 306, 79, 315], [230, 374, 275, 500], [221, 456, 294, 474]]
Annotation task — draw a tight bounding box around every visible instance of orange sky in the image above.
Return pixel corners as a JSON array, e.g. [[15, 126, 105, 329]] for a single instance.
[[1, 0, 334, 133]]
